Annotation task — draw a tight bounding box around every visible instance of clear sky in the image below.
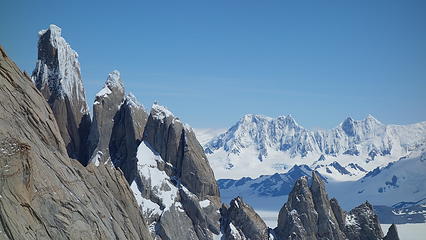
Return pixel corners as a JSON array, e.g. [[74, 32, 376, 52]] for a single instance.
[[1, 0, 425, 129]]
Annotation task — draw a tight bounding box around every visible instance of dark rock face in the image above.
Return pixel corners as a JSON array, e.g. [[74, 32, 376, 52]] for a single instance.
[[0, 46, 152, 239], [109, 94, 148, 183], [310, 172, 346, 239], [330, 198, 346, 230], [344, 202, 384, 240], [383, 224, 400, 240], [275, 176, 319, 240], [87, 70, 125, 165], [275, 171, 392, 240], [143, 104, 220, 204], [31, 24, 91, 163], [220, 197, 270, 240]]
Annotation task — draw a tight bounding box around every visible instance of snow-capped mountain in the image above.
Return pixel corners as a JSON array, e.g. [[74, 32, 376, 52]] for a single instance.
[[204, 114, 426, 180]]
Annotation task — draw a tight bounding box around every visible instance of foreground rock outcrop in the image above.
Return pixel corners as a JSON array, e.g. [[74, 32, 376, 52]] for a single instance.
[[0, 46, 152, 239], [31, 24, 91, 163]]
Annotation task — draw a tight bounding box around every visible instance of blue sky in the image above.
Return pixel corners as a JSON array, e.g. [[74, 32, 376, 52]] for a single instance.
[[1, 0, 425, 129]]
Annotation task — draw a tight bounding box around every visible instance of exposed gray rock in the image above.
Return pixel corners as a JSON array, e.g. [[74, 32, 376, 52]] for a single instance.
[[0, 45, 152, 240], [156, 204, 199, 240], [143, 103, 220, 204], [310, 171, 346, 240], [133, 104, 221, 239], [344, 202, 384, 240], [383, 224, 400, 240], [109, 93, 148, 183], [275, 176, 318, 240], [330, 198, 346, 231], [87, 70, 125, 165], [275, 171, 391, 240], [31, 24, 91, 163], [220, 197, 270, 240]]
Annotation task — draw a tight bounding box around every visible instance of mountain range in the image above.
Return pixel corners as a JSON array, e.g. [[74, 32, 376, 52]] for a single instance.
[[0, 24, 402, 239], [204, 114, 426, 180], [202, 113, 426, 225]]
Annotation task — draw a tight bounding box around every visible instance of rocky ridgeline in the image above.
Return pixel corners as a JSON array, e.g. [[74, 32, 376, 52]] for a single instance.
[[219, 171, 400, 240], [0, 24, 401, 240]]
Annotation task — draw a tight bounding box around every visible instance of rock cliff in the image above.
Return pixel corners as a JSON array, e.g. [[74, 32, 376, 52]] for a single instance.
[[31, 24, 91, 163], [0, 46, 152, 239], [87, 70, 125, 165]]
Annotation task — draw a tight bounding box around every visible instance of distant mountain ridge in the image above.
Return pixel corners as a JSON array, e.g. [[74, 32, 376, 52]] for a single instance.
[[204, 114, 426, 180], [216, 146, 426, 224]]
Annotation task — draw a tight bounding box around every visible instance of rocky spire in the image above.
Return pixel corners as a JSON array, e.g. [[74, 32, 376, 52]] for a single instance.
[[274, 171, 392, 240], [134, 103, 222, 239], [87, 70, 125, 165], [32, 24, 91, 162], [143, 103, 220, 203], [310, 171, 346, 239], [275, 176, 318, 239], [220, 197, 270, 240], [109, 93, 148, 182], [344, 202, 384, 240]]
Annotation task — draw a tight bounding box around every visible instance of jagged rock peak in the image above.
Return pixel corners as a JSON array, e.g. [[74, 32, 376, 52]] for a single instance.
[[95, 70, 124, 99], [365, 114, 381, 123], [150, 102, 174, 121], [105, 70, 124, 90], [221, 197, 270, 240], [344, 201, 384, 239], [275, 171, 391, 240], [143, 102, 220, 203], [125, 93, 144, 109], [88, 70, 126, 165], [33, 24, 88, 109], [32, 24, 91, 162]]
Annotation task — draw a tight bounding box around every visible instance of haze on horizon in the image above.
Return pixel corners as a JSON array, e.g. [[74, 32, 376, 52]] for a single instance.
[[1, 0, 425, 129]]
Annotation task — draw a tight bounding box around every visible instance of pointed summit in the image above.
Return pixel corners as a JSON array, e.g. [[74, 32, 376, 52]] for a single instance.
[[105, 70, 124, 90], [32, 24, 91, 162], [221, 197, 270, 240], [125, 93, 144, 109], [33, 24, 87, 103], [365, 114, 381, 124], [88, 70, 126, 165], [95, 70, 125, 99], [275, 173, 389, 240], [150, 103, 174, 121], [341, 116, 356, 136]]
